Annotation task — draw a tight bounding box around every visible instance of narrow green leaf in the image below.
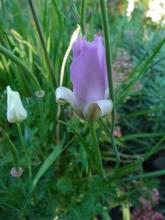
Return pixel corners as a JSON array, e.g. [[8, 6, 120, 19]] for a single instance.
[[28, 0, 57, 86], [117, 37, 165, 103], [32, 145, 62, 191], [0, 44, 40, 91], [120, 132, 164, 142], [143, 136, 165, 161], [123, 169, 165, 181], [120, 106, 164, 119], [69, 0, 80, 24], [3, 132, 19, 170], [109, 162, 141, 181]]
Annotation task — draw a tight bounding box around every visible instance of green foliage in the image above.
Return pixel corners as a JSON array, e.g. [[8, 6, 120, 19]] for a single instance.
[[0, 0, 165, 219]]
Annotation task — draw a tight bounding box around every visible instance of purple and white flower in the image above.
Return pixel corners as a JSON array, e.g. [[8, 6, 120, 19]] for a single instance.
[[55, 36, 113, 120]]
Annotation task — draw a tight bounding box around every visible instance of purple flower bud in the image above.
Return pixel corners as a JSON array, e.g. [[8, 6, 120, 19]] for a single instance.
[[56, 36, 113, 120], [10, 167, 23, 177]]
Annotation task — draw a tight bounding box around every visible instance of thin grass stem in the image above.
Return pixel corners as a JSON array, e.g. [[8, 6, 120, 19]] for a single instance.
[[28, 0, 57, 87], [80, 0, 86, 34], [99, 0, 120, 168]]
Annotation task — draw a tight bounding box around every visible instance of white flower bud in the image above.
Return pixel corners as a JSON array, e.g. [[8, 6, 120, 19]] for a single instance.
[[7, 86, 27, 123]]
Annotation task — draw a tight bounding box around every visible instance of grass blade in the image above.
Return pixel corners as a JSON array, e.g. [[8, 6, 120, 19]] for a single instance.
[[0, 44, 40, 91], [32, 145, 63, 191]]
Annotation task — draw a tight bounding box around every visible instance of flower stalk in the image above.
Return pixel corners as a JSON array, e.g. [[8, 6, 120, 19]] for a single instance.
[[122, 202, 130, 220], [16, 123, 32, 181], [99, 0, 120, 167], [89, 122, 105, 178], [16, 123, 26, 156]]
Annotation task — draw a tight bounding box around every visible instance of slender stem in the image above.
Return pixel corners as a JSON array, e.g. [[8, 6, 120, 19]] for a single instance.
[[99, 0, 120, 167], [89, 122, 105, 178], [80, 0, 86, 34], [101, 210, 112, 220], [16, 123, 32, 182], [17, 123, 26, 154], [28, 0, 57, 86], [122, 203, 130, 220]]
